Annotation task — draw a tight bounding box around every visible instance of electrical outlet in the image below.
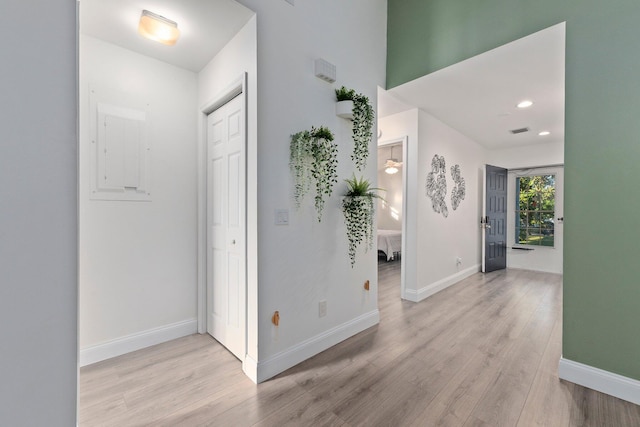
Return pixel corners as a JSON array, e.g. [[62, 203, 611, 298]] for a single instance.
[[456, 257, 462, 266], [319, 300, 327, 318]]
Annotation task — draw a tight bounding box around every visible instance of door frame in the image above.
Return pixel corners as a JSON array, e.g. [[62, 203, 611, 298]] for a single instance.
[[482, 167, 487, 272], [197, 73, 248, 353], [378, 136, 408, 299], [506, 165, 564, 273]]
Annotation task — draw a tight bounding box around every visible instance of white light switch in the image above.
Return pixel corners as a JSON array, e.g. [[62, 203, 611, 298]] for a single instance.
[[275, 209, 289, 225]]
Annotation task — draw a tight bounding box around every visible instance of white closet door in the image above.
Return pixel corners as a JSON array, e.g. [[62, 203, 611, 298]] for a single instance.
[[206, 94, 245, 360]]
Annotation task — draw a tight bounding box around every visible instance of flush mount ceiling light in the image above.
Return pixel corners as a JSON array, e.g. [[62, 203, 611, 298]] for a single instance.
[[384, 145, 402, 174], [138, 10, 180, 46], [538, 131, 551, 136], [516, 100, 534, 109]]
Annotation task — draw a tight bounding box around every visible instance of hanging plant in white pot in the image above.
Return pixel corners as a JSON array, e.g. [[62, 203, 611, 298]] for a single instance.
[[341, 175, 384, 266], [290, 126, 338, 221], [335, 86, 374, 171]]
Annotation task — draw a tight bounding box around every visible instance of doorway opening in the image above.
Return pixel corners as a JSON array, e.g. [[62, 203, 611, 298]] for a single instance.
[[77, 0, 256, 380], [380, 22, 566, 281], [377, 137, 408, 300], [482, 164, 564, 274]]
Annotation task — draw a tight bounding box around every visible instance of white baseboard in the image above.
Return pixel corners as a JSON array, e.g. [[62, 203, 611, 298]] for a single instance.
[[558, 358, 640, 405], [404, 264, 480, 303], [255, 310, 380, 383], [79, 319, 198, 367]]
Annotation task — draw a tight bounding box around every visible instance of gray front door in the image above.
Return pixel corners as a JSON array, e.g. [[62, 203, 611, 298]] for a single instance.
[[483, 165, 507, 272]]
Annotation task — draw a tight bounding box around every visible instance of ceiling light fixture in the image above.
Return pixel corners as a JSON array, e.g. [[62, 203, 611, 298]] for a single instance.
[[517, 100, 533, 109], [538, 131, 551, 136], [385, 165, 399, 175], [138, 10, 180, 46], [384, 145, 402, 175]]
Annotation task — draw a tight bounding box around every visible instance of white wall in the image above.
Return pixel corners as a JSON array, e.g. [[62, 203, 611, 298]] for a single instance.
[[79, 36, 198, 359], [0, 1, 77, 425], [236, 0, 387, 381], [377, 144, 403, 231], [197, 16, 258, 375], [415, 110, 485, 299]]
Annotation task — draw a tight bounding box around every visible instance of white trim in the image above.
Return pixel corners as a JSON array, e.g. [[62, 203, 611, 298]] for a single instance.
[[255, 310, 380, 383], [558, 358, 640, 405], [79, 319, 197, 367], [481, 167, 487, 273], [378, 136, 408, 299], [405, 264, 480, 303]]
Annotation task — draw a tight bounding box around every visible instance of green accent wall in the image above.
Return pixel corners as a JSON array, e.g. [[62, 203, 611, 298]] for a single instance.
[[388, 0, 640, 381]]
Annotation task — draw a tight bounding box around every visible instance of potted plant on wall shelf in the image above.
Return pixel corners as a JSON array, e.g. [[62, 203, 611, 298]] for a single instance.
[[290, 126, 338, 222], [335, 86, 374, 171], [342, 174, 384, 267], [335, 86, 356, 119]]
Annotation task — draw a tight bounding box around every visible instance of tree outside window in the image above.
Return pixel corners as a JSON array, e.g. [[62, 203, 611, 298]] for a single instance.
[[516, 175, 555, 247]]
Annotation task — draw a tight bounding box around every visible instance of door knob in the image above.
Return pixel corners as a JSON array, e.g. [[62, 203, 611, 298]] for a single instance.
[[232, 239, 236, 244]]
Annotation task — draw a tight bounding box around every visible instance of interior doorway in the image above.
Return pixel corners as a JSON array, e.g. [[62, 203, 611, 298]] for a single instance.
[[377, 137, 407, 299], [379, 22, 566, 279], [77, 0, 256, 377]]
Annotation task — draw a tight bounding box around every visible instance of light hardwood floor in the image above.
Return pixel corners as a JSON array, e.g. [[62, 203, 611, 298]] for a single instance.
[[79, 263, 640, 426]]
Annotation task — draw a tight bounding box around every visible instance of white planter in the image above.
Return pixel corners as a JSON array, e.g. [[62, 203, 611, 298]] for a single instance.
[[336, 100, 354, 120]]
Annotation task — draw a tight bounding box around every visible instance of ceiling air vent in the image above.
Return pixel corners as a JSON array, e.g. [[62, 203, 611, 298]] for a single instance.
[[510, 127, 530, 134]]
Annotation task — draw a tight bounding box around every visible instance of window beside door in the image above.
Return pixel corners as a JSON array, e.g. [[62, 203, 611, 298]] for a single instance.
[[515, 174, 555, 247]]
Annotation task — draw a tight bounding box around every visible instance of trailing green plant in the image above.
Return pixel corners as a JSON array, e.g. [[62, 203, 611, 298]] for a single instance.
[[335, 86, 374, 171], [341, 175, 385, 266], [290, 126, 338, 221], [335, 86, 356, 101]]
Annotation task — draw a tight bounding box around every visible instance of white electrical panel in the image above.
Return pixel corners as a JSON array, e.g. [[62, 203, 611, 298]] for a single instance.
[[91, 102, 151, 201]]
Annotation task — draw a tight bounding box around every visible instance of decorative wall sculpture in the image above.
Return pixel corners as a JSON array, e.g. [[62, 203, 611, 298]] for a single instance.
[[425, 154, 448, 218], [450, 164, 466, 210], [425, 155, 466, 218]]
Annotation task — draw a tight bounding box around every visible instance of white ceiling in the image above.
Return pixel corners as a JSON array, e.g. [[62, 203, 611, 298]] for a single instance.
[[79, 0, 254, 72], [383, 23, 566, 150]]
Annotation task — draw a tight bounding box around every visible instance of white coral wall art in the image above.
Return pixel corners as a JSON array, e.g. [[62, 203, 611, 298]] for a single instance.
[[450, 164, 466, 210], [425, 154, 448, 218], [425, 155, 466, 218]]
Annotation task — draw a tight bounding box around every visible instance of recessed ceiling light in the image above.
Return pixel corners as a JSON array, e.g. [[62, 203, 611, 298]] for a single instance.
[[517, 100, 533, 109], [538, 131, 551, 136]]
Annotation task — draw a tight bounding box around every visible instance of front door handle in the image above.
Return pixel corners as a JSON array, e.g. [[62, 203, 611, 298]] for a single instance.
[[481, 216, 491, 229]]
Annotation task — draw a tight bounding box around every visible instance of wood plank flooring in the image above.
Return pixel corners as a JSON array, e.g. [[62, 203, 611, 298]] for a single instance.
[[79, 262, 640, 426]]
